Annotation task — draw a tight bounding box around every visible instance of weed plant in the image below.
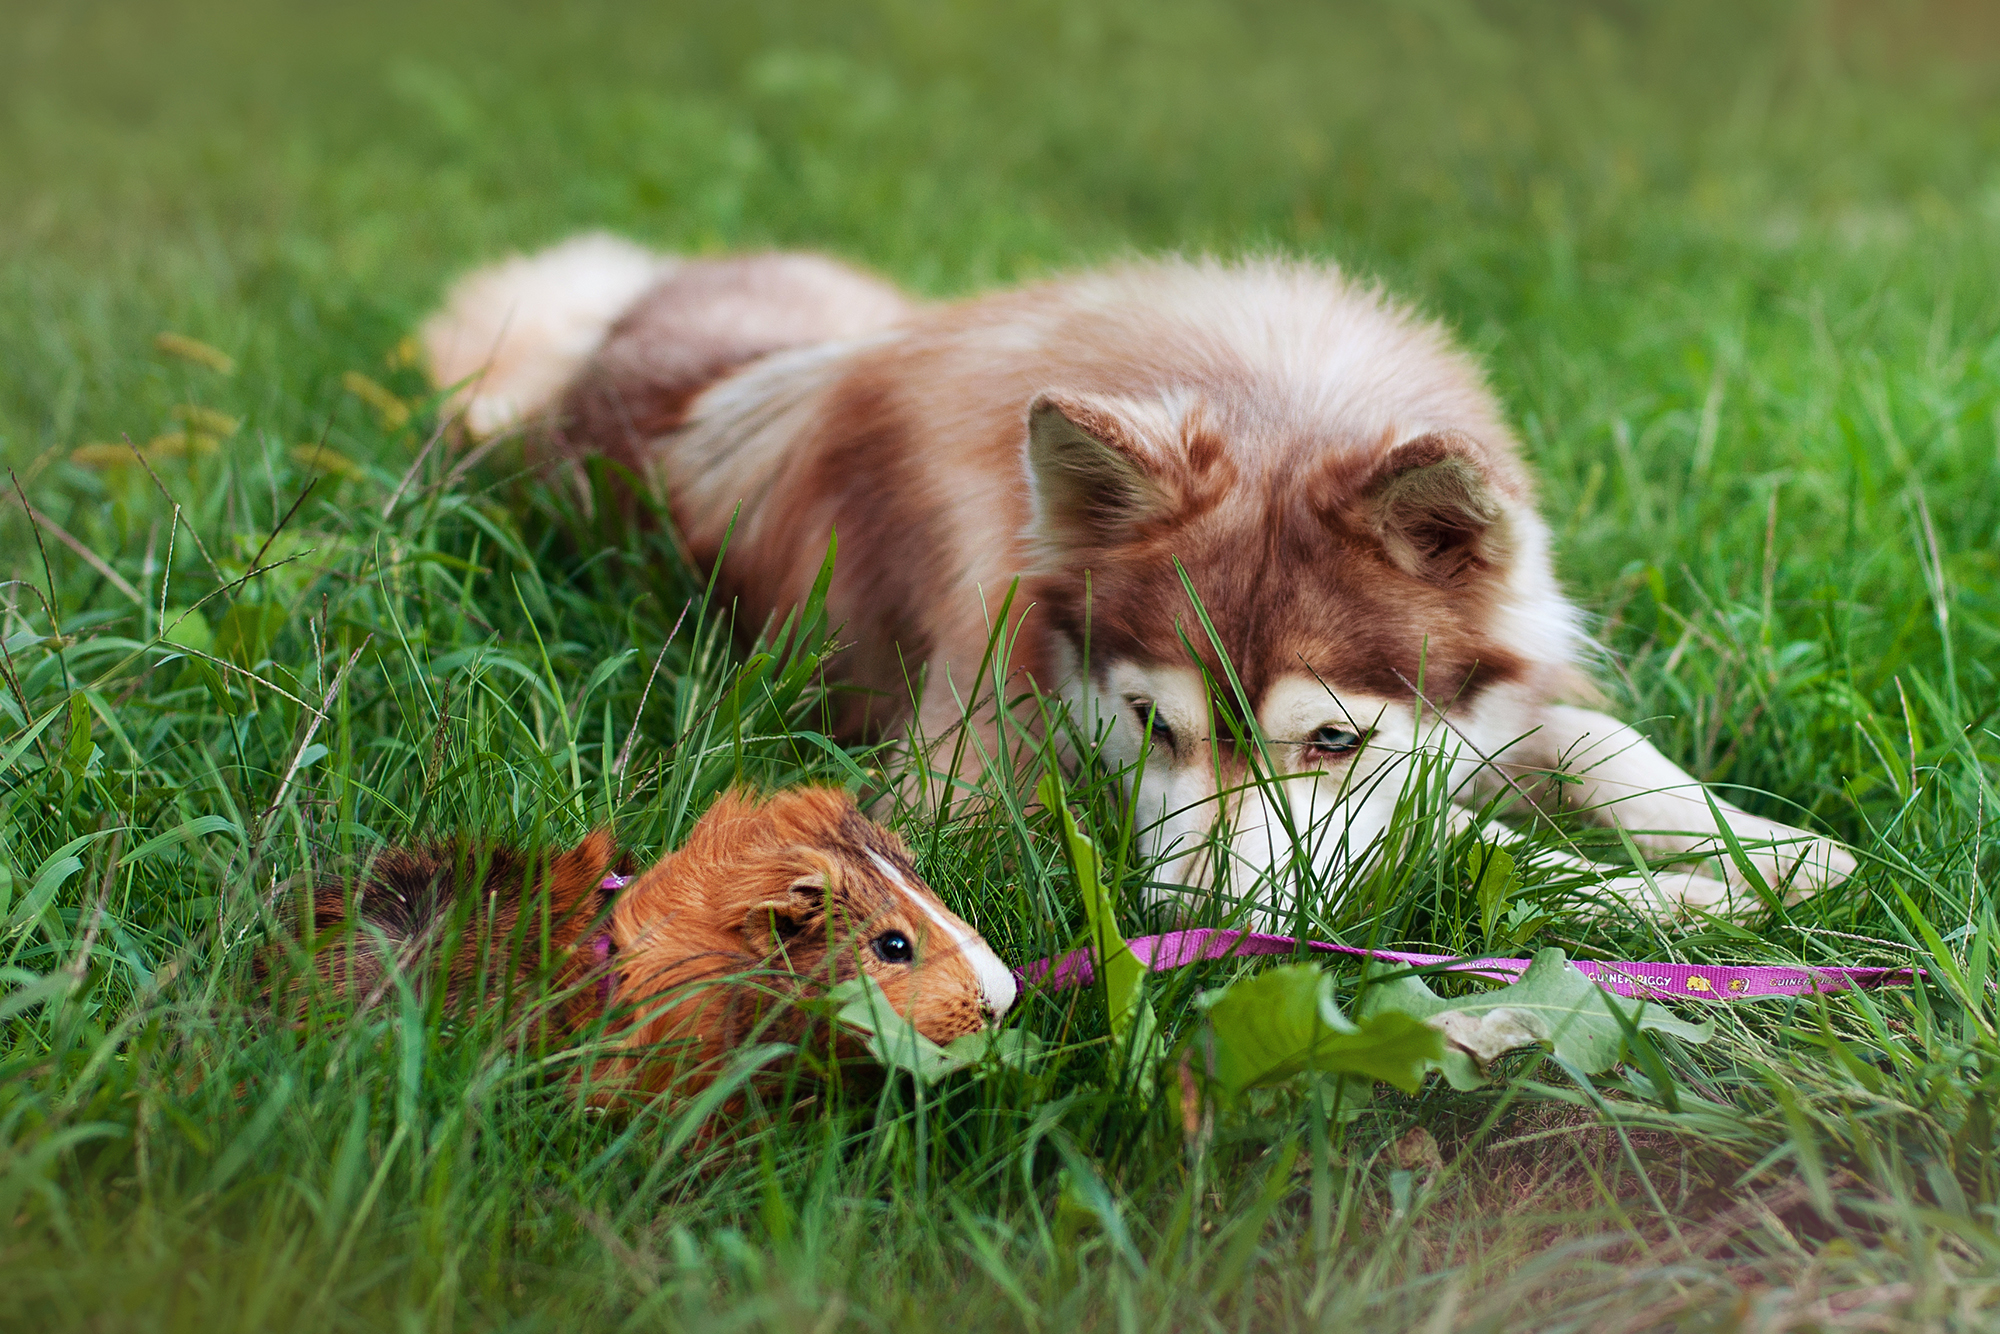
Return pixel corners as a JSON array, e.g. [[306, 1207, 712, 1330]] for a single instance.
[[2, 1, 1997, 1329]]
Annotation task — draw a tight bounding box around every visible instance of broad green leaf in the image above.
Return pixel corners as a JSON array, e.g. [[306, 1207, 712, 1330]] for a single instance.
[[10, 830, 114, 930], [214, 602, 288, 668], [0, 705, 65, 779], [826, 975, 1041, 1085], [1037, 765, 1146, 1044], [205, 1075, 295, 1194], [1195, 964, 1443, 1100], [1052, 1136, 1142, 1275], [4, 829, 121, 965], [127, 814, 241, 865], [1465, 840, 1517, 944], [0, 972, 76, 1023], [185, 657, 238, 716], [64, 691, 93, 774], [1211, 1137, 1301, 1293], [1354, 948, 1714, 1090]]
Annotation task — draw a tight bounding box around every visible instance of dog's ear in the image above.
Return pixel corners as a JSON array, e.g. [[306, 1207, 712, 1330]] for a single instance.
[[1024, 392, 1169, 550], [1362, 431, 1509, 584]]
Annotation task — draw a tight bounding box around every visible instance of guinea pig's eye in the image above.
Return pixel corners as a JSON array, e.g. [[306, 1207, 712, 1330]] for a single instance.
[[1305, 725, 1368, 759], [871, 930, 915, 965], [1129, 698, 1175, 752]]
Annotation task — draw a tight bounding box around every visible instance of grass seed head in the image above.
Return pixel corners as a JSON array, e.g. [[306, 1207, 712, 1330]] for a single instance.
[[154, 331, 235, 374], [170, 405, 241, 436], [69, 443, 139, 468], [385, 335, 423, 371], [145, 431, 222, 460], [289, 444, 361, 476], [343, 371, 411, 430]]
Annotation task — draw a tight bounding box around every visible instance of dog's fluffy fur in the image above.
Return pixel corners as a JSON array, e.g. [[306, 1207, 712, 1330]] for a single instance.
[[424, 241, 1856, 921], [290, 788, 1014, 1094]]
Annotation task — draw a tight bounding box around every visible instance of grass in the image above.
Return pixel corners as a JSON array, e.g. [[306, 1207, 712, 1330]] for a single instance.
[[3, 0, 1998, 1328]]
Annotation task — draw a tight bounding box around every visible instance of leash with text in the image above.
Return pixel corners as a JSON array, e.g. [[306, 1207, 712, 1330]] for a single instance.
[[596, 872, 1918, 1004], [1019, 927, 1918, 1001]]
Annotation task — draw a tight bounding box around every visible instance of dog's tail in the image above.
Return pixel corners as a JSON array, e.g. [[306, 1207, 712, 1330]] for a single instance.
[[420, 233, 674, 439], [421, 234, 915, 458]]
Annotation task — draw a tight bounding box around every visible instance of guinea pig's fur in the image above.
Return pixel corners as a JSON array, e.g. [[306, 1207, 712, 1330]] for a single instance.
[[291, 787, 1017, 1095]]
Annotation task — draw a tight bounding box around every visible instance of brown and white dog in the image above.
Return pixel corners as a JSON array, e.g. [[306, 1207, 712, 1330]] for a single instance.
[[423, 237, 1856, 921], [293, 786, 1015, 1095]]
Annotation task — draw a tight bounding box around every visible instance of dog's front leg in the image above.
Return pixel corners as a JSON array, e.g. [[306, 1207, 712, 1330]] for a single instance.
[[1450, 809, 1736, 916], [1494, 705, 1855, 900]]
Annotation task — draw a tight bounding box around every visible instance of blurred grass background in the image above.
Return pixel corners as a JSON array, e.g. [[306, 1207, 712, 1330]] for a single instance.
[[7, 0, 1999, 710], [3, 1, 1999, 1330]]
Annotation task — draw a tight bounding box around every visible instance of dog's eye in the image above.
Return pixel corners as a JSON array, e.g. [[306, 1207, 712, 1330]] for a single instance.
[[1305, 725, 1366, 758], [1129, 699, 1175, 752], [871, 930, 915, 964]]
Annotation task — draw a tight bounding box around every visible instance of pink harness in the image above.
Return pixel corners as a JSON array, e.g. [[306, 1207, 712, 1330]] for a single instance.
[[1020, 928, 1918, 1000], [587, 873, 631, 1005]]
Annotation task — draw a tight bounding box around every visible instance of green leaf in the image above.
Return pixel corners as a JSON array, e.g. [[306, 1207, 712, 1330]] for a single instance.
[[214, 602, 288, 668], [716, 652, 774, 729], [0, 705, 66, 778], [205, 1075, 295, 1194], [1036, 765, 1146, 1044], [789, 730, 880, 792], [1465, 840, 1518, 945], [1195, 964, 1443, 1100], [825, 975, 1041, 1085], [127, 814, 241, 865], [1210, 1137, 1301, 1293], [1353, 949, 1714, 1091], [64, 691, 93, 774], [162, 607, 213, 652], [4, 830, 120, 965], [1051, 1136, 1142, 1275], [184, 657, 238, 716], [0, 972, 76, 1023]]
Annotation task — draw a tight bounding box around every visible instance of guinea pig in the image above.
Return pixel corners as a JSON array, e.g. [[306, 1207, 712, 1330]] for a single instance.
[[287, 786, 1017, 1096]]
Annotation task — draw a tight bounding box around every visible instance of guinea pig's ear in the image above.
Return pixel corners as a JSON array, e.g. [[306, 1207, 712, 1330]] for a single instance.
[[547, 828, 617, 918], [741, 873, 826, 952]]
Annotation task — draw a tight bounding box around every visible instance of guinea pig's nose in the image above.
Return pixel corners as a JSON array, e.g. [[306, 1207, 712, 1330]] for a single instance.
[[955, 936, 1017, 1024], [978, 957, 1019, 1023]]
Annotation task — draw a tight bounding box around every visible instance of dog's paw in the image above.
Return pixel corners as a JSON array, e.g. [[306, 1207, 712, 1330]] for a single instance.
[[1594, 867, 1738, 920], [1718, 824, 1858, 901]]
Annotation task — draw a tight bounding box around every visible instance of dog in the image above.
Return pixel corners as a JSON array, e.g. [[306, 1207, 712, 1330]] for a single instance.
[[286, 786, 1015, 1096], [422, 237, 1857, 922]]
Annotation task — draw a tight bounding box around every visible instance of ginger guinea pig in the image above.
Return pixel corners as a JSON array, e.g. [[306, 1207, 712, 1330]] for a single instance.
[[289, 786, 1017, 1095]]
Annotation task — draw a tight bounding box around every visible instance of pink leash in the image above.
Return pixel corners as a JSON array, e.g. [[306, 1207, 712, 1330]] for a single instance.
[[1019, 928, 1918, 1002], [593, 870, 1915, 1004]]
